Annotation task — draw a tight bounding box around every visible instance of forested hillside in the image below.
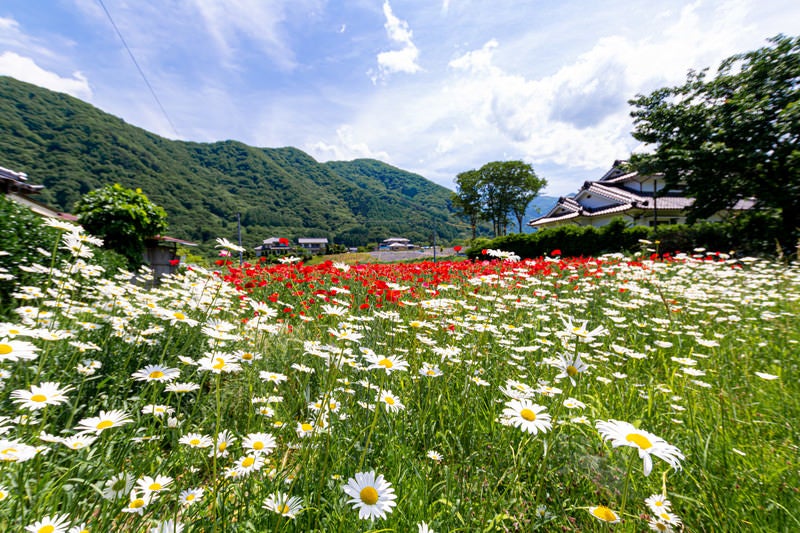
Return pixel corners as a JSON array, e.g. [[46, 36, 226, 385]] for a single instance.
[[0, 76, 470, 249]]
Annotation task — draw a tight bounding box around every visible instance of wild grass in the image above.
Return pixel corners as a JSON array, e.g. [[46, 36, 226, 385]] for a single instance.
[[1, 228, 798, 532]]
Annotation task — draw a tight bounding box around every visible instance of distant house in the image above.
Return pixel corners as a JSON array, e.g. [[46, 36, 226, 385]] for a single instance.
[[529, 161, 754, 229], [297, 237, 328, 254], [379, 237, 414, 250], [255, 237, 293, 257]]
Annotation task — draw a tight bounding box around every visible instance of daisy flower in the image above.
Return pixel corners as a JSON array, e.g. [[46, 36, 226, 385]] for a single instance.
[[131, 364, 180, 383], [179, 487, 204, 506], [418, 521, 435, 533], [552, 352, 588, 385], [263, 491, 304, 519], [136, 474, 173, 494], [60, 434, 98, 450], [648, 518, 675, 532], [0, 438, 39, 462], [11, 382, 73, 410], [233, 454, 265, 476], [24, 514, 72, 533], [165, 382, 200, 393], [259, 371, 288, 384], [242, 432, 277, 455], [596, 419, 684, 476], [501, 399, 552, 435], [197, 352, 241, 374], [74, 410, 133, 434], [426, 450, 443, 463], [419, 363, 443, 377], [342, 471, 397, 520], [0, 485, 9, 501], [0, 337, 40, 361], [365, 353, 409, 373], [102, 472, 134, 501], [645, 493, 672, 514], [588, 505, 620, 523], [210, 429, 236, 458], [68, 523, 89, 533], [378, 390, 405, 412], [179, 433, 213, 449], [121, 490, 152, 514]]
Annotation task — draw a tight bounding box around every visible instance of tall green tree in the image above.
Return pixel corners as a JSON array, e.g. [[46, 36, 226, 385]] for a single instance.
[[74, 183, 168, 267], [453, 161, 546, 237], [629, 34, 800, 250], [452, 169, 483, 240]]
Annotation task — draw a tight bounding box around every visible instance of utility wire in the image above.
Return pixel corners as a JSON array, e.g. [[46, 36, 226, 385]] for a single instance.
[[96, 0, 180, 137]]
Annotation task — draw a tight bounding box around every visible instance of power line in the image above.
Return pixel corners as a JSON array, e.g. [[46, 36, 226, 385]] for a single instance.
[[96, 0, 180, 137]]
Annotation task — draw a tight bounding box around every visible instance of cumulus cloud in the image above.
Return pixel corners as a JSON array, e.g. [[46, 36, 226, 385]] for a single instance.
[[307, 125, 391, 162], [372, 1, 422, 82], [0, 52, 92, 99]]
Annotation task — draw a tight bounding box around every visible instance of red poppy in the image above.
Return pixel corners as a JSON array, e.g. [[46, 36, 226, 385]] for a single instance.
[[279, 237, 290, 246], [169, 259, 180, 266], [551, 249, 561, 256], [453, 245, 462, 252]]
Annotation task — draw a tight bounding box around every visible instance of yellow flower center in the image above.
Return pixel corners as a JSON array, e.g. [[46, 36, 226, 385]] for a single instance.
[[130, 498, 145, 508], [1, 448, 16, 455], [37, 526, 55, 533], [30, 394, 48, 403], [591, 506, 617, 522], [378, 358, 393, 368], [626, 432, 653, 450], [96, 420, 114, 430], [186, 494, 195, 501], [360, 486, 379, 505], [218, 442, 227, 451], [241, 456, 255, 467], [190, 438, 200, 446], [174, 312, 185, 320], [149, 483, 162, 491], [149, 370, 165, 379], [278, 504, 290, 514], [654, 522, 668, 531], [253, 442, 264, 450], [426, 370, 436, 376], [301, 423, 313, 432], [242, 353, 253, 360], [0, 344, 12, 355], [566, 365, 578, 377], [212, 358, 226, 370], [520, 408, 537, 421], [384, 396, 395, 405]]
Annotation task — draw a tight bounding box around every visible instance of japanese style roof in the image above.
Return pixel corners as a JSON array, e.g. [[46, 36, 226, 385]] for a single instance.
[[0, 165, 44, 195], [298, 237, 329, 244], [529, 161, 752, 227]]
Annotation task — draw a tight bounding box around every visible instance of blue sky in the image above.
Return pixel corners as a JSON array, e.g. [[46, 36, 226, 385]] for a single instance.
[[1, 1, 798, 195]]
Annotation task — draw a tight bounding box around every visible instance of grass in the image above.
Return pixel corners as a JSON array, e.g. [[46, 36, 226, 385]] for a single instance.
[[1, 229, 798, 532]]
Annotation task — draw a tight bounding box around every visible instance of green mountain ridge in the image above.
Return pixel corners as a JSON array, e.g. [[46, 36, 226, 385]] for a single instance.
[[0, 76, 475, 250]]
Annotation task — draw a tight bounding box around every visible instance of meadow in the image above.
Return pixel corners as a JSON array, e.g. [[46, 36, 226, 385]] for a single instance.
[[1, 224, 798, 532]]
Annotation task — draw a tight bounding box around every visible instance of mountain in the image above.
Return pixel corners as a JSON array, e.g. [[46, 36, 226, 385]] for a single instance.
[[0, 76, 472, 250]]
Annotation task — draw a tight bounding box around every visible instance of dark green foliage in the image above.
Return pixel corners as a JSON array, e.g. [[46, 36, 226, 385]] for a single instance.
[[74, 183, 168, 267], [0, 77, 471, 254], [630, 35, 800, 250], [467, 214, 782, 259]]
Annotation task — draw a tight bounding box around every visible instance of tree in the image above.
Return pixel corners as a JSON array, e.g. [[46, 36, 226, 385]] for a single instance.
[[452, 169, 483, 240], [453, 161, 546, 238], [74, 183, 168, 267], [629, 35, 800, 250]]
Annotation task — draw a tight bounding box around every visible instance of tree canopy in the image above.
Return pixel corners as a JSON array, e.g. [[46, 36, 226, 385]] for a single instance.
[[452, 160, 546, 238], [74, 183, 168, 267], [629, 34, 800, 249]]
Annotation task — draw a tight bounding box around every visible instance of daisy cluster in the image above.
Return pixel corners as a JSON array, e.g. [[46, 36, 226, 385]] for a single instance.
[[0, 226, 798, 531]]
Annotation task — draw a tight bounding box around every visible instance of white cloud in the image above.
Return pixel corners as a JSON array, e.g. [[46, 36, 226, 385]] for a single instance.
[[372, 1, 422, 82], [0, 52, 92, 99], [306, 125, 391, 162]]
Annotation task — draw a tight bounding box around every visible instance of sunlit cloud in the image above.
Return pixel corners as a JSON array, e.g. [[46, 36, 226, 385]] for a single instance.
[[371, 1, 422, 83], [0, 51, 92, 99]]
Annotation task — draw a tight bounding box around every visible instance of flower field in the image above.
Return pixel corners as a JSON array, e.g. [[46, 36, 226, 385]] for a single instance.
[[1, 226, 799, 532]]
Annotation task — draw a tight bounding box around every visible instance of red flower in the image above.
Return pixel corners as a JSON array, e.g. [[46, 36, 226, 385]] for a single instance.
[[551, 249, 561, 256], [169, 259, 180, 266], [453, 245, 462, 252], [279, 237, 290, 246]]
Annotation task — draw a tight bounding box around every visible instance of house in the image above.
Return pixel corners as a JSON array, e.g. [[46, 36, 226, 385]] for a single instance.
[[379, 237, 414, 250], [297, 237, 328, 254], [255, 237, 293, 257], [529, 161, 754, 229]]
